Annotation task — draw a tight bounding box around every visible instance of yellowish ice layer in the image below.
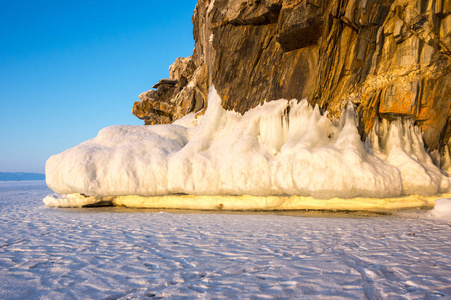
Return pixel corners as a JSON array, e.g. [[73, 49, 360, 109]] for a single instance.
[[44, 193, 451, 212], [113, 194, 442, 211]]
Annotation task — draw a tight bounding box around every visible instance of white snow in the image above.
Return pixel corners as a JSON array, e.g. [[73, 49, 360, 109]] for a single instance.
[[2, 181, 451, 299], [45, 86, 450, 207], [367, 118, 450, 195], [43, 193, 114, 208], [172, 112, 203, 128], [427, 198, 451, 220]]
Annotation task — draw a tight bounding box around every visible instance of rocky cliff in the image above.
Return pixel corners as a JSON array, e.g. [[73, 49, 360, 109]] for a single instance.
[[133, 0, 451, 156]]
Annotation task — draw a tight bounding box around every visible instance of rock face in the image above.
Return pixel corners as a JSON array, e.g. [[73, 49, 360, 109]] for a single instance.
[[133, 0, 451, 154]]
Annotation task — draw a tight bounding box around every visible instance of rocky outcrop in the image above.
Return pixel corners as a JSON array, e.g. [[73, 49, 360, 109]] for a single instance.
[[133, 0, 451, 154], [132, 56, 207, 125]]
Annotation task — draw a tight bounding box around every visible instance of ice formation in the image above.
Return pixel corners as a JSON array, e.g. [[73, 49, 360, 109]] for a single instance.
[[46, 86, 450, 202]]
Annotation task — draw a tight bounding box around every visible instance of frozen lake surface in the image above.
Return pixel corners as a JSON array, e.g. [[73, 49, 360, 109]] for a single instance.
[[1, 181, 450, 299]]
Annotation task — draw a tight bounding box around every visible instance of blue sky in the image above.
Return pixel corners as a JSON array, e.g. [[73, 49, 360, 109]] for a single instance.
[[0, 0, 198, 173]]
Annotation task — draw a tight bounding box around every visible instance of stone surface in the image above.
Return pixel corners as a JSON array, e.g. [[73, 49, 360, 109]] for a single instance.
[[276, 1, 324, 51], [152, 78, 178, 89], [133, 0, 451, 154], [132, 56, 208, 125]]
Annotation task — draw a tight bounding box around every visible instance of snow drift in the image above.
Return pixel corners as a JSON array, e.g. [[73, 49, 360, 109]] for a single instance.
[[427, 198, 451, 220], [46, 86, 450, 202]]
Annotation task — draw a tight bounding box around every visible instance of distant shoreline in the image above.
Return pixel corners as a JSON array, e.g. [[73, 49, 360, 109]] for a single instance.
[[0, 172, 45, 181]]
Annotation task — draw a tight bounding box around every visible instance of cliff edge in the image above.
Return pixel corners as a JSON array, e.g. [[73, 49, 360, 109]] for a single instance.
[[132, 0, 451, 157]]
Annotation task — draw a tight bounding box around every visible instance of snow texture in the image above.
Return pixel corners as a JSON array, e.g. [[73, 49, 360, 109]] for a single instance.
[[2, 181, 451, 299], [427, 198, 451, 220], [46, 86, 449, 201]]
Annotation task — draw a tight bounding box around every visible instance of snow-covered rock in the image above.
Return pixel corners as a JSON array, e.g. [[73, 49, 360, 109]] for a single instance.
[[45, 86, 450, 202]]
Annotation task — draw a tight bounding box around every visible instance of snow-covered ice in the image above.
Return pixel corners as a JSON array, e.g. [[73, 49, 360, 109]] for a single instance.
[[2, 181, 451, 299], [427, 198, 451, 220], [45, 86, 450, 209]]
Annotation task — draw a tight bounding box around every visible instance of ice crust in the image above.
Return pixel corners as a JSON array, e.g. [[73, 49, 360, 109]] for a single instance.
[[5, 182, 451, 299], [46, 86, 450, 199]]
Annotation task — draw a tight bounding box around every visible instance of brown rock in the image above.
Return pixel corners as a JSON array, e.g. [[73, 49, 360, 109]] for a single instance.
[[276, 1, 324, 52], [152, 79, 178, 89], [132, 0, 451, 154], [169, 56, 196, 87]]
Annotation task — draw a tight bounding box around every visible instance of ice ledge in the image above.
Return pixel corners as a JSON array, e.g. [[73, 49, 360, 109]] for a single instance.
[[45, 86, 451, 200], [43, 193, 451, 212]]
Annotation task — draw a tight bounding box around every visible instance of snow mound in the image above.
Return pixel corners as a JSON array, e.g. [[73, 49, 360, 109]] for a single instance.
[[45, 86, 449, 202], [428, 198, 451, 220]]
